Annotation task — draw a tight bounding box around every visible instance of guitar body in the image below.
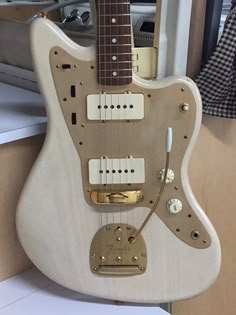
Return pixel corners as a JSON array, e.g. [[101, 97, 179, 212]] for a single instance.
[[16, 18, 221, 303]]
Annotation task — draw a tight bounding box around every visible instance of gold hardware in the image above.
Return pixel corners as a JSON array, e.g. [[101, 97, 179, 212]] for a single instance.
[[50, 47, 212, 249], [130, 151, 170, 243], [115, 226, 122, 233], [132, 53, 139, 61], [90, 224, 147, 276], [116, 237, 121, 242], [96, 265, 140, 276], [181, 103, 190, 112], [91, 191, 143, 205], [191, 231, 200, 240], [133, 66, 139, 73]]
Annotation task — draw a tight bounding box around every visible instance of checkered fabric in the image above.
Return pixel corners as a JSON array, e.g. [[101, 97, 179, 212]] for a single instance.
[[196, 6, 236, 118]]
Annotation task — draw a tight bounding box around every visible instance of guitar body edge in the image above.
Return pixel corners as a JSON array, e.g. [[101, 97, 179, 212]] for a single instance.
[[16, 18, 221, 303]]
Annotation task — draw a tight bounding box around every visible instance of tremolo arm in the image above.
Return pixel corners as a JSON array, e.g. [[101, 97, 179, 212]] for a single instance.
[[129, 128, 173, 243]]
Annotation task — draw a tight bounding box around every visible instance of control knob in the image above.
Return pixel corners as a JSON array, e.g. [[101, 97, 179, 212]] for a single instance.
[[167, 199, 183, 214], [159, 169, 175, 184]]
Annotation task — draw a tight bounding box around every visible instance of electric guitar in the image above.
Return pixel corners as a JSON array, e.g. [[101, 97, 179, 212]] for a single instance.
[[16, 0, 221, 303]]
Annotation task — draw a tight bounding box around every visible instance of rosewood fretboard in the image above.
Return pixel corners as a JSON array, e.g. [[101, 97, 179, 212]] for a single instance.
[[96, 0, 132, 86]]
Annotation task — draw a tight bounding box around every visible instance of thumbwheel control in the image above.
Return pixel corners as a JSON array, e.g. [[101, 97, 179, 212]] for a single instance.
[[167, 199, 183, 214], [159, 169, 175, 184]]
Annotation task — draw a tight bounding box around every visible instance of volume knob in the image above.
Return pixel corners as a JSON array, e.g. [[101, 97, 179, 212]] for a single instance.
[[159, 169, 175, 184], [167, 199, 183, 214]]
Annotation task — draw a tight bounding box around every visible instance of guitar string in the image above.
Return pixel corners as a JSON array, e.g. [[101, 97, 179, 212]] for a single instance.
[[106, 0, 110, 268], [123, 0, 126, 257], [98, 0, 104, 269], [111, 0, 115, 264], [117, 0, 123, 256], [126, 0, 130, 231], [104, 0, 109, 268]]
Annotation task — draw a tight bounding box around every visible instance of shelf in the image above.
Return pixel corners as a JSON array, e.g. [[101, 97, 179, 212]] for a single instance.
[[0, 82, 47, 144], [0, 268, 169, 315]]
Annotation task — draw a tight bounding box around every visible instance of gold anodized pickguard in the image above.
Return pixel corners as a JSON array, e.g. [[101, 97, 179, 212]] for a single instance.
[[49, 47, 211, 249]]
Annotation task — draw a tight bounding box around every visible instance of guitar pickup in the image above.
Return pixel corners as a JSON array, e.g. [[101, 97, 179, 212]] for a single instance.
[[88, 158, 145, 185], [87, 93, 144, 120]]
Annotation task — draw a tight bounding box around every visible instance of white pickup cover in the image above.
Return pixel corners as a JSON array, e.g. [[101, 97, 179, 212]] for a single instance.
[[89, 158, 145, 185], [87, 93, 144, 120]]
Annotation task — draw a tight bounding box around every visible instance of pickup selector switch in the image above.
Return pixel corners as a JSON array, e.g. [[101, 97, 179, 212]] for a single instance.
[[159, 169, 175, 184], [167, 199, 183, 214]]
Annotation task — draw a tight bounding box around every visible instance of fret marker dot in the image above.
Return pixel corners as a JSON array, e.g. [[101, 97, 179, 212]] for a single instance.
[[113, 71, 118, 77], [112, 56, 117, 61], [112, 18, 116, 23], [112, 38, 117, 44]]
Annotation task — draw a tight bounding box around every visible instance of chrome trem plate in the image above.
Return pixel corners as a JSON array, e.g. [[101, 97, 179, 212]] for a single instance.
[[90, 224, 147, 276]]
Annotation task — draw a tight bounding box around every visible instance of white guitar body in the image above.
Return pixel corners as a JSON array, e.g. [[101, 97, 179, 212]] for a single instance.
[[16, 18, 221, 303]]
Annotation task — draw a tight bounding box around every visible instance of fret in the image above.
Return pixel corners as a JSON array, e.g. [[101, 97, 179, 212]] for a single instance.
[[97, 44, 132, 47], [99, 13, 130, 16], [98, 76, 132, 79], [97, 1, 129, 6], [99, 52, 132, 55], [98, 69, 133, 73], [97, 45, 132, 54], [99, 61, 133, 64], [97, 35, 131, 45], [97, 26, 131, 37], [97, 1, 129, 4], [97, 24, 131, 28], [97, 63, 132, 70], [99, 34, 131, 37], [97, 15, 130, 25], [97, 69, 132, 75], [99, 78, 132, 86], [97, 4, 131, 20], [96, 0, 132, 86], [98, 54, 132, 64], [97, 19, 130, 26]]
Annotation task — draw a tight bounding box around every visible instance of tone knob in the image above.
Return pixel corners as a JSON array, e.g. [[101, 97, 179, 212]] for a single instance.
[[159, 169, 175, 184], [167, 199, 183, 214]]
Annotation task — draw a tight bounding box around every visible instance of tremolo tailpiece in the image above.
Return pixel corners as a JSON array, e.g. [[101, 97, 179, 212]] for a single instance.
[[130, 128, 172, 243], [90, 224, 147, 276]]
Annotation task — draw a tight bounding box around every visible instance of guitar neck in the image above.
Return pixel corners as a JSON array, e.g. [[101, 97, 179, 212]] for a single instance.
[[96, 0, 132, 86]]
